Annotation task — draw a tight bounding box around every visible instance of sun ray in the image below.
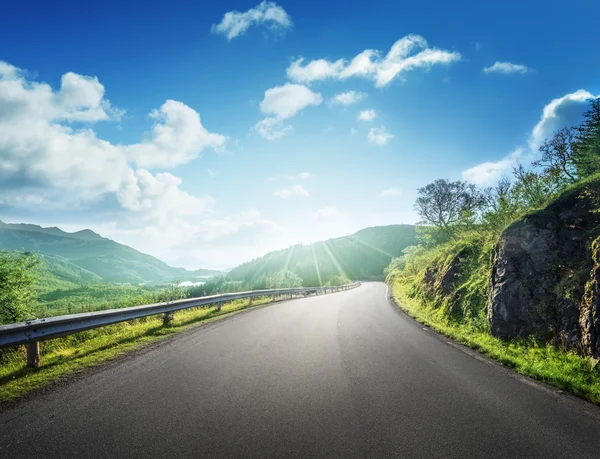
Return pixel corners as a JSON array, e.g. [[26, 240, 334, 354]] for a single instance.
[[247, 252, 276, 286], [348, 235, 395, 258], [283, 244, 296, 272], [310, 243, 323, 287], [320, 241, 349, 279]]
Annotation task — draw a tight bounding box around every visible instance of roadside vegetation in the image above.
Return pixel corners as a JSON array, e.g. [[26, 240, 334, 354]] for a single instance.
[[386, 99, 600, 403]]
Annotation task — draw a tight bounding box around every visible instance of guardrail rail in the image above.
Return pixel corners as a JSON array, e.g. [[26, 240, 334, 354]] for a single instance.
[[0, 282, 361, 367]]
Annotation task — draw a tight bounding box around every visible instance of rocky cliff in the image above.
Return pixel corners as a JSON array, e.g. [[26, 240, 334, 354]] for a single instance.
[[488, 180, 600, 356]]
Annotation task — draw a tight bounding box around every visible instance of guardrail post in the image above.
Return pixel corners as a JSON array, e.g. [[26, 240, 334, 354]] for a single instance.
[[162, 312, 173, 327], [217, 302, 222, 312], [26, 342, 40, 368], [249, 296, 253, 306]]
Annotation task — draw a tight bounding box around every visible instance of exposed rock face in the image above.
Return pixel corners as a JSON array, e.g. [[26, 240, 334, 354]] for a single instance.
[[488, 185, 600, 354], [580, 238, 600, 357], [423, 250, 465, 297]]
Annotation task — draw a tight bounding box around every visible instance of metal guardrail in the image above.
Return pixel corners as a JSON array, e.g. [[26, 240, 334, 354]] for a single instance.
[[0, 282, 361, 367]]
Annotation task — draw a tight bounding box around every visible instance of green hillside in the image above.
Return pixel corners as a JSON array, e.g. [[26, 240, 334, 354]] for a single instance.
[[227, 225, 417, 287], [0, 221, 221, 285]]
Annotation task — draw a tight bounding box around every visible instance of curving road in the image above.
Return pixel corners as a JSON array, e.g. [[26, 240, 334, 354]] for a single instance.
[[1, 282, 600, 458]]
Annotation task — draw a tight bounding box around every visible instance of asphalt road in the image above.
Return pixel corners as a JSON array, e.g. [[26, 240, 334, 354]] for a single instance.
[[1, 283, 600, 458]]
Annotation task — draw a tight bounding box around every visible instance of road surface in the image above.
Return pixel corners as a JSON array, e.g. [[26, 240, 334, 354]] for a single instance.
[[1, 282, 599, 458]]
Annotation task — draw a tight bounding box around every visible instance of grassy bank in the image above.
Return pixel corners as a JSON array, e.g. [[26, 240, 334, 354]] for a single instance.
[[389, 278, 600, 405], [0, 295, 284, 402]]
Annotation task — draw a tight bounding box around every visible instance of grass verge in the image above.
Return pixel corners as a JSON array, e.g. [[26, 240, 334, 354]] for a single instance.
[[0, 295, 287, 403], [389, 279, 600, 405]]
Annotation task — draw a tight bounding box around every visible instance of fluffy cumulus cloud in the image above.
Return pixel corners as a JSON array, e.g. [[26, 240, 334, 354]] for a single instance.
[[124, 100, 226, 168], [259, 83, 322, 119], [286, 34, 461, 88], [331, 90, 366, 105], [254, 83, 322, 139], [118, 169, 215, 223], [0, 61, 225, 202], [273, 184, 310, 198], [462, 148, 523, 186], [483, 62, 532, 75], [379, 187, 402, 197], [358, 109, 376, 121], [529, 89, 598, 151], [211, 1, 292, 40], [368, 127, 392, 145]]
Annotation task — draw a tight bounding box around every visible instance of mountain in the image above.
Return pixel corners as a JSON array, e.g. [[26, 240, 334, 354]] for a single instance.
[[227, 224, 417, 286], [0, 221, 222, 285]]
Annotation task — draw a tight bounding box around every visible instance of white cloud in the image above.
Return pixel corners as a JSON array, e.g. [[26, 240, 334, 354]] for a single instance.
[[287, 59, 345, 84], [462, 148, 523, 186], [297, 172, 313, 180], [313, 207, 345, 223], [358, 109, 376, 121], [286, 34, 461, 88], [211, 1, 292, 40], [529, 89, 598, 151], [368, 127, 392, 145], [0, 61, 226, 237], [207, 169, 216, 177], [350, 128, 357, 136], [253, 116, 291, 140], [379, 187, 402, 197], [57, 72, 124, 122], [125, 100, 226, 168], [483, 61, 532, 75], [273, 184, 310, 198], [259, 83, 322, 119], [255, 83, 322, 139], [331, 90, 366, 105], [118, 169, 215, 223]]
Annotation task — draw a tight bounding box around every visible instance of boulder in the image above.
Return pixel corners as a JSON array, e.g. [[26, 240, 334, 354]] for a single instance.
[[488, 183, 600, 353]]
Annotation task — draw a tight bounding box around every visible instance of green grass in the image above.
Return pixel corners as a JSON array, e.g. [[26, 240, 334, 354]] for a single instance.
[[389, 279, 600, 405], [0, 294, 284, 402]]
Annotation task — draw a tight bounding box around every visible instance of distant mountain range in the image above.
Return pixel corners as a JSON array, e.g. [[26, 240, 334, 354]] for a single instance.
[[0, 221, 222, 286], [227, 224, 417, 286]]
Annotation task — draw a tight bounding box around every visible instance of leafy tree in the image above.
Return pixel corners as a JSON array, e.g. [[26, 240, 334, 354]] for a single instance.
[[533, 126, 579, 184], [414, 179, 483, 239], [574, 98, 600, 178], [0, 251, 39, 324], [479, 176, 534, 234], [511, 163, 560, 210], [266, 270, 303, 289]]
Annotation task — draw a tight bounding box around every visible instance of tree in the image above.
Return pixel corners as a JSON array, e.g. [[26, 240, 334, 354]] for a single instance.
[[574, 98, 600, 177], [0, 251, 39, 325], [481, 176, 520, 232], [533, 126, 578, 184], [414, 179, 483, 239], [511, 163, 559, 210], [266, 270, 303, 289]]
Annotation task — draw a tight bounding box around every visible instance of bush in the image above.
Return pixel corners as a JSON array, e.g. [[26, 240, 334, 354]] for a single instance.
[[0, 251, 39, 324]]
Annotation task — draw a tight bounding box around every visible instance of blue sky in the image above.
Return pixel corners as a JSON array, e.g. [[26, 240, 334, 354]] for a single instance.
[[0, 0, 599, 268]]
